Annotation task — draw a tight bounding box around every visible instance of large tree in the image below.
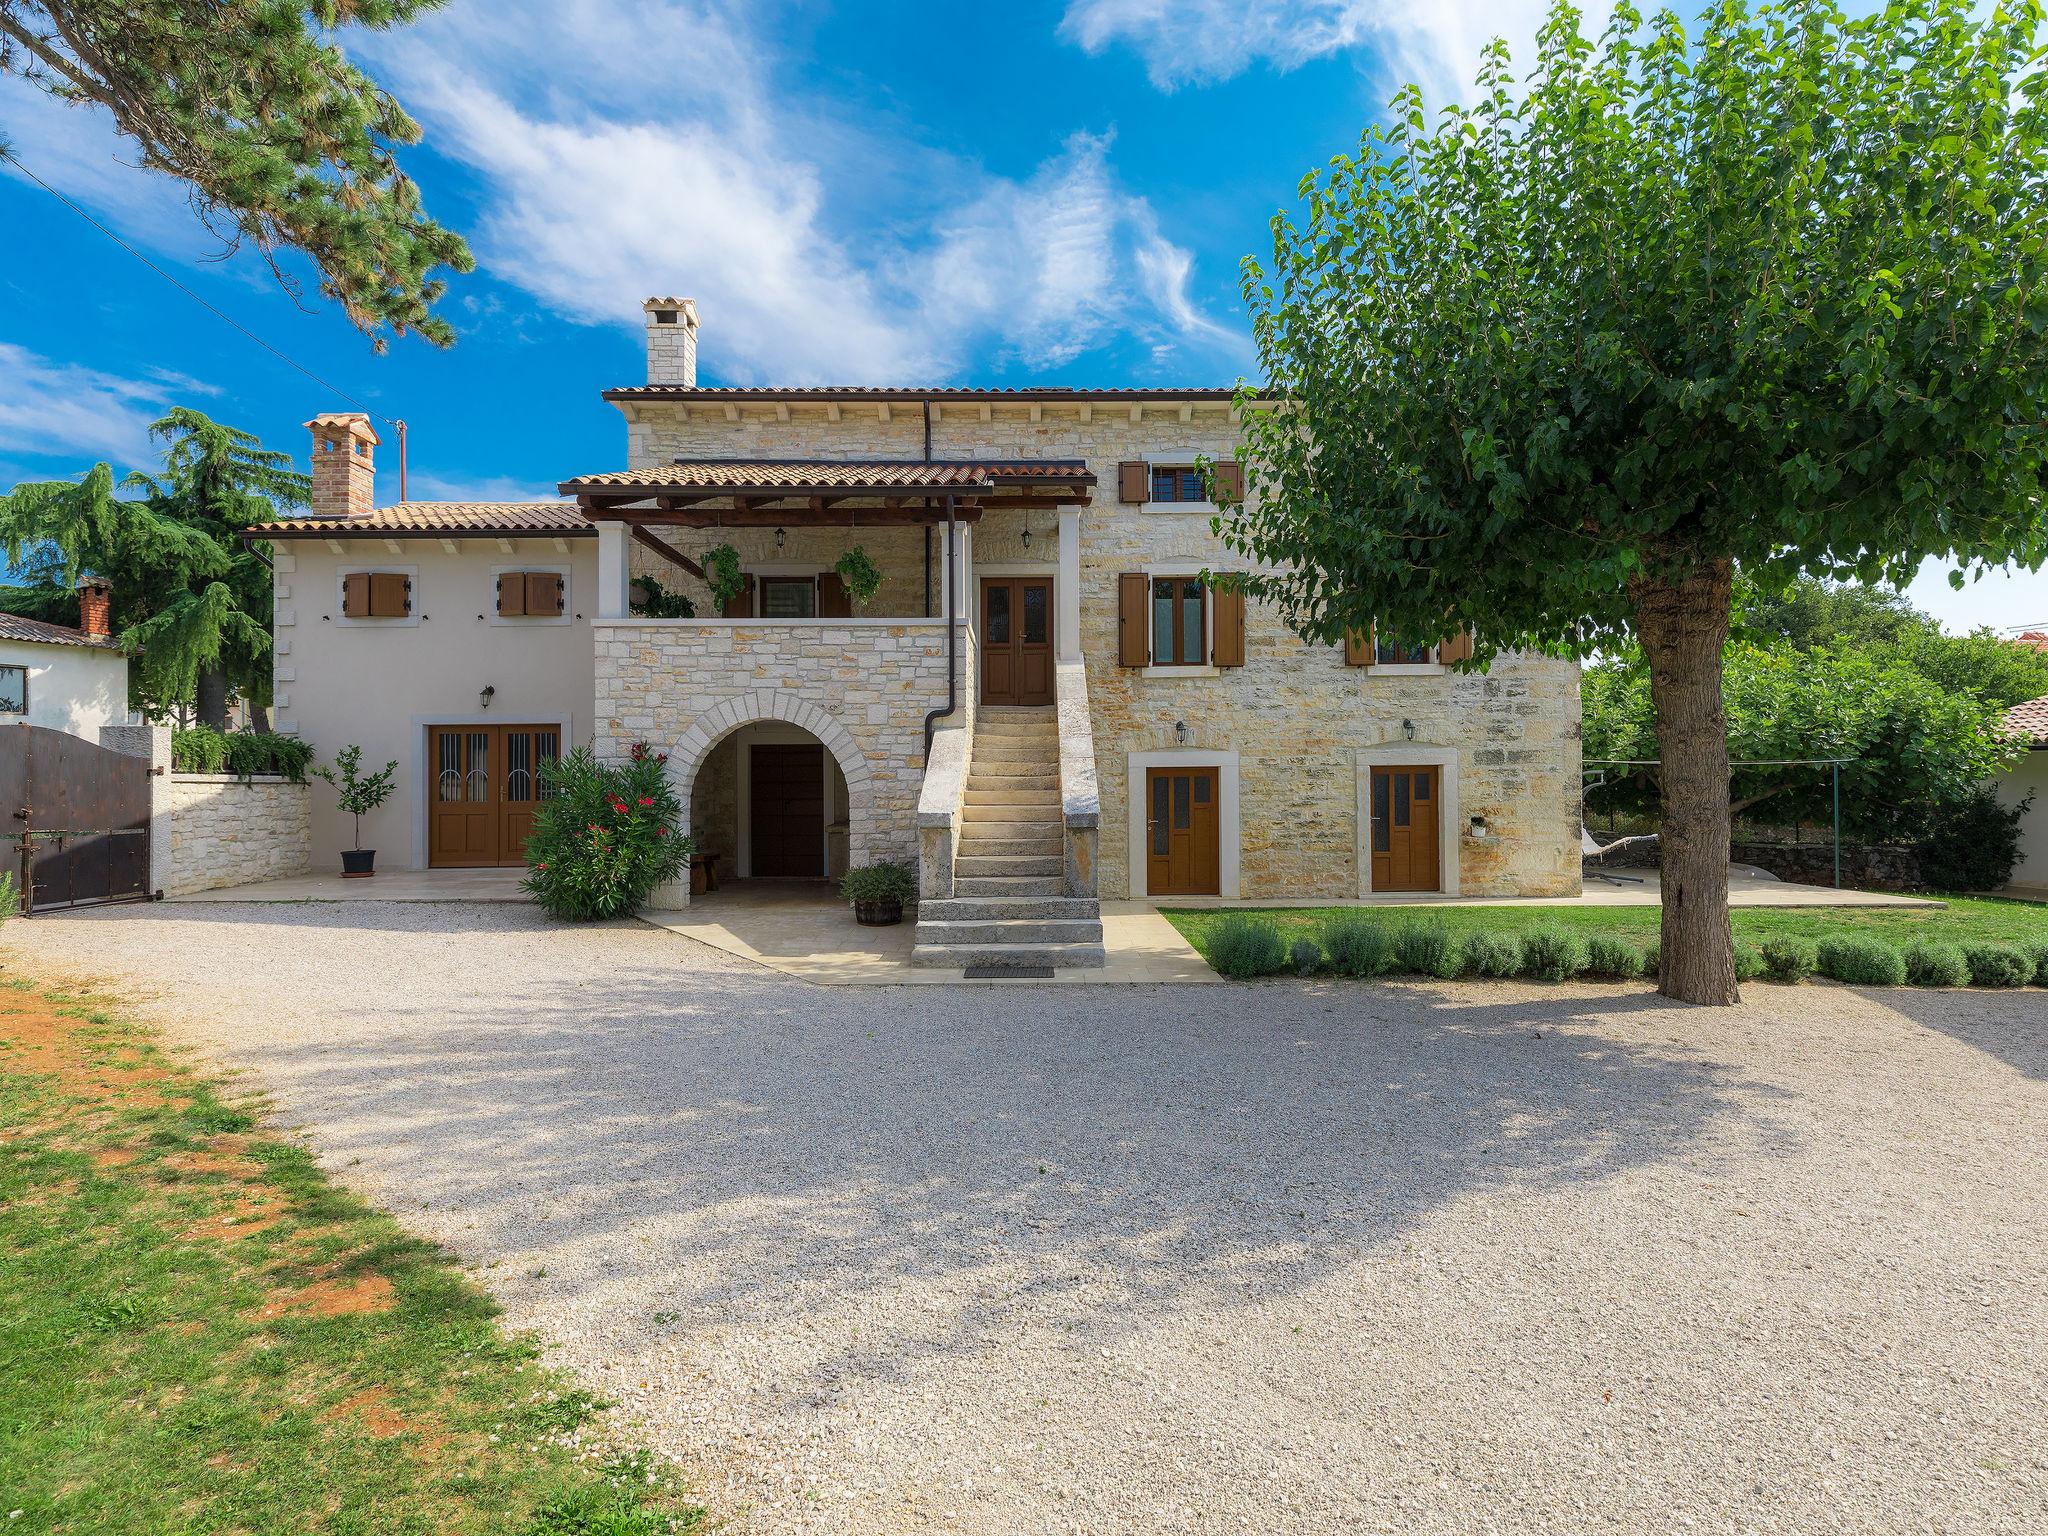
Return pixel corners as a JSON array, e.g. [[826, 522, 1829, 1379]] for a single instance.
[[0, 0, 472, 347], [1223, 0, 2048, 1002], [0, 408, 305, 726]]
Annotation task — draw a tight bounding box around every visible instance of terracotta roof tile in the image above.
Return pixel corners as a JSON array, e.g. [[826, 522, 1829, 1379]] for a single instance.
[[603, 385, 1246, 402], [0, 611, 120, 649], [558, 458, 1095, 495], [2006, 695, 2048, 745], [249, 501, 590, 538]]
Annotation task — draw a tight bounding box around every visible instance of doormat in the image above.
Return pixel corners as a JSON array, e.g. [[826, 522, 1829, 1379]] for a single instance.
[[963, 965, 1056, 980]]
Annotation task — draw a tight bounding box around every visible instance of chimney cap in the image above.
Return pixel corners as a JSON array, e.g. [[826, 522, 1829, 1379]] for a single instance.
[[642, 297, 699, 325], [76, 574, 112, 593], [302, 411, 381, 446]]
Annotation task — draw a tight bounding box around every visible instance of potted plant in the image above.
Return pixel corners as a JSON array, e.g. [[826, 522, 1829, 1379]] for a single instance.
[[841, 861, 916, 925], [834, 545, 883, 608], [703, 542, 745, 612], [313, 744, 399, 877]]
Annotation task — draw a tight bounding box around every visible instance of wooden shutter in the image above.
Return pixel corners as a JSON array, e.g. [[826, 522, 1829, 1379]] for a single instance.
[[1118, 572, 1149, 666], [1211, 584, 1245, 667], [1117, 461, 1150, 504], [369, 572, 410, 618], [342, 571, 372, 618], [497, 572, 526, 616], [722, 574, 756, 618], [1437, 629, 1474, 664], [1211, 460, 1245, 506], [526, 572, 564, 616], [1344, 624, 1375, 667], [816, 572, 851, 617]]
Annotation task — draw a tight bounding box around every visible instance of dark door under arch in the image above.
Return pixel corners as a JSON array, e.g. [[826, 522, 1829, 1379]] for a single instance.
[[749, 742, 825, 876]]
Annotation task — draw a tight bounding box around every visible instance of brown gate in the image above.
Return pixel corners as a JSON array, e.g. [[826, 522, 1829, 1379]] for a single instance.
[[0, 725, 152, 914]]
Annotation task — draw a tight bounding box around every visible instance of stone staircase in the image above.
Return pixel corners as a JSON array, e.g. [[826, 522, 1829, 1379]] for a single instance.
[[911, 705, 1105, 970]]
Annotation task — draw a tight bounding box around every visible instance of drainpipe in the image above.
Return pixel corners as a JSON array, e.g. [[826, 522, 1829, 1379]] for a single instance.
[[922, 493, 959, 759]]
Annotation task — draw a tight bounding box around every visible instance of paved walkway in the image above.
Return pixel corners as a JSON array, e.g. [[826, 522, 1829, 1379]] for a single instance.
[[3, 901, 2041, 1535]]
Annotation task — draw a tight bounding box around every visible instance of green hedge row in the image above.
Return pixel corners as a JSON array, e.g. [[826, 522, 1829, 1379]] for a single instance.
[[170, 727, 314, 782], [1206, 911, 2048, 990]]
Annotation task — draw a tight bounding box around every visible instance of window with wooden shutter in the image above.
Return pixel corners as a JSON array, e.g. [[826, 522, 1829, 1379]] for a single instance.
[[1117, 461, 1150, 504], [1344, 626, 1374, 667], [1117, 572, 1149, 665], [721, 574, 756, 618], [1211, 584, 1245, 667], [497, 573, 526, 616], [342, 571, 373, 618], [525, 572, 564, 616], [1210, 460, 1245, 506], [816, 572, 851, 617], [369, 572, 410, 617], [1438, 629, 1474, 664]]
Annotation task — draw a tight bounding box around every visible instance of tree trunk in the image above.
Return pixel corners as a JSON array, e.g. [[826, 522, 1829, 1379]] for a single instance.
[[195, 668, 229, 731], [251, 701, 271, 733], [1630, 560, 1740, 1005]]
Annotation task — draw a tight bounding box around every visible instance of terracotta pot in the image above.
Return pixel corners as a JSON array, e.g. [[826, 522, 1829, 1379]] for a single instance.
[[340, 848, 377, 878], [853, 897, 903, 926]]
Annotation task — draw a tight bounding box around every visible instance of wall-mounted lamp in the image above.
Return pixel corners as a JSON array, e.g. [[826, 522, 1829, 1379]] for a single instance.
[[774, 526, 787, 551], [1401, 717, 1417, 741], [1468, 815, 1491, 839], [1020, 522, 1032, 550], [479, 684, 496, 711], [1174, 719, 1190, 745]]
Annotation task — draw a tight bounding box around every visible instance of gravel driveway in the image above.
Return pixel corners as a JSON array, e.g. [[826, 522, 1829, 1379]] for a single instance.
[[6, 901, 2045, 1534]]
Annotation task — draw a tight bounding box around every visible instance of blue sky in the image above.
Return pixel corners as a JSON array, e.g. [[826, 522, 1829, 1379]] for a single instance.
[[1, 0, 2041, 632]]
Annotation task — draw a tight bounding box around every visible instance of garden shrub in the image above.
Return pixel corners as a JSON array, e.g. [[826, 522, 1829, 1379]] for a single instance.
[[1319, 912, 1395, 977], [1460, 930, 1522, 978], [1583, 934, 1644, 980], [171, 727, 312, 782], [1731, 942, 1762, 982], [1519, 925, 1589, 982], [1917, 785, 2028, 893], [1814, 935, 1907, 987], [2025, 940, 2048, 987], [522, 744, 692, 921], [1640, 939, 1660, 979], [1902, 940, 1971, 988], [1289, 937, 1323, 977], [1961, 942, 2034, 988], [1758, 937, 1818, 983], [1208, 914, 1287, 979], [1395, 918, 1460, 979]]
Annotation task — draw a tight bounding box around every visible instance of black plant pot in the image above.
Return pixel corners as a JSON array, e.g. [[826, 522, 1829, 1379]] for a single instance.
[[340, 848, 377, 879], [853, 897, 903, 926]]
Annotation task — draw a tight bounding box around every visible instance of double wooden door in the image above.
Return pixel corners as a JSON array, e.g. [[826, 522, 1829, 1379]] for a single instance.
[[749, 743, 825, 877], [1145, 766, 1220, 896], [428, 725, 560, 868], [981, 578, 1054, 707], [1369, 765, 1441, 892]]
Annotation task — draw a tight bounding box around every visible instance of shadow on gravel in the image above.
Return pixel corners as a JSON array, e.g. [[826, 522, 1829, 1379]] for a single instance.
[[1854, 985, 2048, 1081], [15, 901, 1800, 1394]]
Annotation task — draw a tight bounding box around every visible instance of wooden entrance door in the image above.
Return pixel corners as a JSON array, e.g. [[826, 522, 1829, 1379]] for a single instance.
[[428, 725, 560, 868], [749, 743, 825, 877], [1369, 765, 1441, 892], [1145, 766, 1220, 896], [981, 578, 1054, 706]]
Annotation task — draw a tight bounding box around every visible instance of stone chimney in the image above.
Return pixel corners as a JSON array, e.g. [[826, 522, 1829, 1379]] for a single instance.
[[643, 297, 699, 386], [76, 576, 112, 639], [304, 412, 380, 519]]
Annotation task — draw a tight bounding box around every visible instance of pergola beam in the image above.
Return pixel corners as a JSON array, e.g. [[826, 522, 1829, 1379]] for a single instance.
[[629, 525, 706, 581]]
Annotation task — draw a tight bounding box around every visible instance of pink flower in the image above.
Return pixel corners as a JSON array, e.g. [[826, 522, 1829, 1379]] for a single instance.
[[637, 796, 654, 807], [655, 826, 667, 837]]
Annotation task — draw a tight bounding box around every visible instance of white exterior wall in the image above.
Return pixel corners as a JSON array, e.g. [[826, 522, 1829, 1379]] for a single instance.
[[0, 639, 133, 737], [1995, 749, 2048, 891], [272, 537, 598, 867]]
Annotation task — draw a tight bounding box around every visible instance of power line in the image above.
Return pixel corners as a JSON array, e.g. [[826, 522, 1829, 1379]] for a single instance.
[[2, 148, 396, 428]]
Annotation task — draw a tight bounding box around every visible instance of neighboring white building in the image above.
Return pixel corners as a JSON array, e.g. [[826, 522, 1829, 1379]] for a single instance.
[[1995, 695, 2048, 894], [0, 579, 135, 738]]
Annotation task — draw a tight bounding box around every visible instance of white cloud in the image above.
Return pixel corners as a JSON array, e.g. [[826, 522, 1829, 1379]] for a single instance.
[[0, 343, 175, 471], [402, 471, 567, 505], [359, 1, 1243, 382], [1059, 0, 1611, 102]]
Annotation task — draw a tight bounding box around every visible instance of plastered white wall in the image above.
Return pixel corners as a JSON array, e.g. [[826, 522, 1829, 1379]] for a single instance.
[[0, 639, 134, 737]]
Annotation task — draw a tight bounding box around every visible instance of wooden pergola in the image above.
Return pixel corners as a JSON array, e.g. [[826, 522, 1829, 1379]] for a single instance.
[[559, 458, 1097, 527]]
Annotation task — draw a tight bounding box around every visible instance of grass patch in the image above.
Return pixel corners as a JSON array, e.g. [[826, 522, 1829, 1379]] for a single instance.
[[0, 976, 704, 1535]]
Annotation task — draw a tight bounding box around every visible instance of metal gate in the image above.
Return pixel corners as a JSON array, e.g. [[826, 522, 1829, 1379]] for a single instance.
[[0, 725, 152, 914]]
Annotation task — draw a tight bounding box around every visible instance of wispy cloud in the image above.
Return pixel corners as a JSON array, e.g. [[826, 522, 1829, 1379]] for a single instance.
[[1059, 0, 1612, 102], [361, 1, 1243, 382], [402, 471, 566, 505], [0, 343, 176, 471]]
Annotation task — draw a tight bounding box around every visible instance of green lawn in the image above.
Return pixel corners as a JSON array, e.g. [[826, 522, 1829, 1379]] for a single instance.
[[0, 976, 702, 1535], [1163, 893, 2048, 970]]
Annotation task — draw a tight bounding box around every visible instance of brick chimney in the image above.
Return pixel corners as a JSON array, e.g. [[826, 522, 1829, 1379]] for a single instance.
[[643, 297, 699, 386], [76, 576, 112, 639], [304, 412, 380, 519]]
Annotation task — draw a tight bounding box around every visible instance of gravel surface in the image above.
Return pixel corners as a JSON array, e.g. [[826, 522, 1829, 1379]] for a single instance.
[[6, 900, 2046, 1534]]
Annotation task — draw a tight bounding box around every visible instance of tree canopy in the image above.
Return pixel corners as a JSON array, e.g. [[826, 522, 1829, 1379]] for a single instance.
[[0, 408, 304, 724], [0, 1, 472, 348], [1224, 0, 2048, 1001]]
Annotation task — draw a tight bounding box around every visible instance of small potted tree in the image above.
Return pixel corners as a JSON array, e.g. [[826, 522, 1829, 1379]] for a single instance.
[[841, 860, 916, 925], [313, 744, 398, 877]]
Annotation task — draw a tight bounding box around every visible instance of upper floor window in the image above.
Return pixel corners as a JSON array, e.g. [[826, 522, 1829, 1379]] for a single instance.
[[0, 665, 25, 714], [1150, 466, 1207, 504], [341, 571, 411, 618], [1375, 638, 1435, 666], [759, 576, 815, 618], [1151, 576, 1206, 665]]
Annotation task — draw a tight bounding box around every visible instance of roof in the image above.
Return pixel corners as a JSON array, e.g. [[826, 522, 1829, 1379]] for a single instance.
[[559, 458, 1094, 497], [2014, 631, 2048, 653], [2007, 695, 2048, 746], [249, 501, 592, 539], [0, 612, 121, 650], [602, 385, 1246, 404]]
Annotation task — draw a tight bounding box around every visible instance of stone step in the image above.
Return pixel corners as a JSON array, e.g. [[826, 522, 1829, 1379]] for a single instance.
[[914, 918, 1104, 946], [955, 875, 1065, 898], [964, 787, 1062, 808], [973, 735, 1059, 761], [969, 758, 1061, 781], [957, 833, 1062, 859], [973, 715, 1058, 736], [918, 895, 1100, 922], [959, 805, 1063, 828], [956, 854, 1062, 879], [911, 939, 1107, 971]]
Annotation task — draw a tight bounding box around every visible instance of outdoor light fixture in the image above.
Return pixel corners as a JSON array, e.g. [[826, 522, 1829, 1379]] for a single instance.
[[774, 526, 786, 551], [480, 684, 495, 710], [1175, 719, 1190, 744], [1401, 717, 1417, 740], [1021, 522, 1032, 550]]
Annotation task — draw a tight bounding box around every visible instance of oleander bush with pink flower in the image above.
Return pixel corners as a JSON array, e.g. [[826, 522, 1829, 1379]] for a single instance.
[[522, 743, 693, 920]]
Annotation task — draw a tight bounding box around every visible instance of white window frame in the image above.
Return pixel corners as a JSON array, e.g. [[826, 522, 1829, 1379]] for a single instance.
[[488, 563, 573, 627], [1126, 748, 1241, 901], [1355, 742, 1461, 898], [1141, 561, 1218, 677], [333, 565, 420, 628], [0, 663, 26, 714]]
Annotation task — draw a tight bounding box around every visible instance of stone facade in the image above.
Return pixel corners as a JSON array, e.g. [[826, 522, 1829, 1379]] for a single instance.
[[159, 774, 312, 895], [608, 399, 1581, 900], [593, 619, 956, 872]]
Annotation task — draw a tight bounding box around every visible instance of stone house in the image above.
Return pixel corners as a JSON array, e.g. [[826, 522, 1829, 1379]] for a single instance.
[[251, 297, 1582, 967]]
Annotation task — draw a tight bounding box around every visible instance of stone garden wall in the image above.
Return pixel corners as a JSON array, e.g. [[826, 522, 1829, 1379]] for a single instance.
[[158, 774, 312, 895]]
